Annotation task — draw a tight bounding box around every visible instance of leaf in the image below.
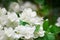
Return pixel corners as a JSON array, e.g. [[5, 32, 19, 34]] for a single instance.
[[44, 33, 55, 40], [35, 25, 40, 32], [50, 25, 60, 34], [43, 19, 50, 31], [19, 20, 29, 26]]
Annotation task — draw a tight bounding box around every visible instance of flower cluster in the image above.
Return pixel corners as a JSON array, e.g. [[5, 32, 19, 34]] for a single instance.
[[0, 7, 45, 40]]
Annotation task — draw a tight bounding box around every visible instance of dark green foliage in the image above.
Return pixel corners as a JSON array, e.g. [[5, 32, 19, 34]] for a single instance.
[[50, 25, 60, 34], [18, 38, 23, 40]]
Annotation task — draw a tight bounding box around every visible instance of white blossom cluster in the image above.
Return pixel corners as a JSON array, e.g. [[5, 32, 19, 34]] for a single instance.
[[0, 2, 45, 40]]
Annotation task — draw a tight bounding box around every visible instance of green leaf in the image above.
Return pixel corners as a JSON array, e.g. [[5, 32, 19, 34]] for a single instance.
[[19, 20, 29, 26], [35, 25, 40, 32], [44, 33, 55, 40], [50, 25, 60, 34], [43, 19, 50, 31]]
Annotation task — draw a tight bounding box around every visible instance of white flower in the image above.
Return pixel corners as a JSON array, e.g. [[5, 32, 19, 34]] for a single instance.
[[6, 20, 18, 28], [0, 30, 14, 40], [1, 8, 7, 15], [20, 8, 43, 25], [20, 8, 36, 22], [20, 1, 37, 11], [0, 30, 5, 40], [4, 27, 14, 37], [14, 25, 35, 39], [0, 25, 3, 30], [34, 26, 45, 38], [9, 2, 20, 12], [12, 33, 22, 39], [7, 12, 18, 22], [0, 15, 8, 25], [0, 8, 7, 16], [38, 27, 45, 37], [55, 17, 60, 27], [20, 8, 36, 18], [30, 17, 43, 25]]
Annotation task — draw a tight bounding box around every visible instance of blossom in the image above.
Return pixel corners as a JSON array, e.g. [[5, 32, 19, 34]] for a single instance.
[[20, 1, 37, 11], [39, 27, 45, 37], [9, 2, 20, 12], [1, 8, 7, 15], [0, 30, 14, 40], [4, 27, 14, 37], [6, 21, 18, 28], [34, 26, 45, 38], [0, 30, 5, 40], [0, 15, 8, 25], [20, 8, 36, 22], [20, 8, 36, 18], [20, 8, 43, 25], [30, 17, 43, 25], [0, 8, 7, 16], [0, 25, 3, 30], [14, 25, 35, 39], [7, 12, 18, 22]]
